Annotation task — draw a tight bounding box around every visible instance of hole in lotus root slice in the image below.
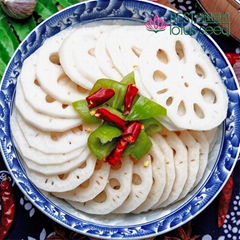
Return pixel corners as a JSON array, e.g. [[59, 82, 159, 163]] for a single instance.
[[80, 179, 90, 188], [109, 178, 121, 190], [76, 85, 89, 94], [194, 103, 205, 119], [34, 79, 40, 87], [175, 40, 185, 61], [166, 96, 173, 106], [157, 88, 168, 95], [57, 73, 71, 85], [195, 64, 205, 78], [184, 82, 189, 87], [49, 52, 60, 65], [201, 88, 217, 104], [156, 49, 168, 64], [111, 161, 122, 170], [62, 104, 69, 109], [131, 46, 142, 57], [132, 174, 142, 185], [177, 101, 186, 116], [95, 160, 105, 170], [79, 161, 87, 169], [93, 191, 107, 203], [71, 125, 83, 134], [88, 48, 95, 57], [50, 132, 63, 141], [153, 70, 167, 81], [45, 95, 56, 103], [58, 174, 69, 180]]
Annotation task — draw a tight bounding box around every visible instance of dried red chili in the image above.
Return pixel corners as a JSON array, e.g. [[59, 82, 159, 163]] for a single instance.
[[218, 174, 234, 228], [225, 53, 240, 65], [122, 121, 142, 143], [123, 84, 138, 116], [95, 108, 127, 130], [106, 138, 128, 166], [86, 88, 115, 109], [0, 177, 15, 240]]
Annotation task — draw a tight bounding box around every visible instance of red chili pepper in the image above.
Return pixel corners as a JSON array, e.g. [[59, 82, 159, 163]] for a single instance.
[[218, 174, 234, 228], [86, 88, 115, 109], [0, 178, 15, 240], [106, 138, 128, 166], [122, 121, 142, 143], [95, 108, 127, 130], [123, 84, 138, 116], [225, 53, 240, 65]]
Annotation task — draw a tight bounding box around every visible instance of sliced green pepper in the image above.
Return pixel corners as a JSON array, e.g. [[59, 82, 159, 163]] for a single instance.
[[72, 100, 101, 124], [88, 124, 122, 160], [90, 79, 127, 110], [125, 96, 167, 121], [140, 118, 163, 136], [120, 72, 135, 85], [124, 130, 152, 160]]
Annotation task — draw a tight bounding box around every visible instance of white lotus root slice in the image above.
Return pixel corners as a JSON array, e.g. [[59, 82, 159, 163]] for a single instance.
[[68, 157, 133, 215], [15, 83, 81, 132], [20, 52, 79, 118], [36, 30, 88, 104], [11, 110, 83, 164], [151, 134, 175, 209], [191, 131, 209, 188], [16, 112, 90, 154], [53, 160, 110, 202], [105, 25, 151, 75], [26, 152, 96, 192], [59, 26, 107, 89], [204, 127, 218, 151], [178, 131, 200, 199], [95, 31, 122, 80], [137, 32, 228, 130], [133, 140, 166, 213], [114, 155, 153, 214], [22, 148, 89, 176], [160, 131, 188, 207]]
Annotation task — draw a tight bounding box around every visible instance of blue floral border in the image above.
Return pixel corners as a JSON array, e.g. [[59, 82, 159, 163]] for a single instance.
[[0, 0, 240, 239]]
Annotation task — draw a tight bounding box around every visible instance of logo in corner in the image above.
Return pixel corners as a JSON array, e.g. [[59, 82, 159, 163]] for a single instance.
[[145, 15, 168, 33]]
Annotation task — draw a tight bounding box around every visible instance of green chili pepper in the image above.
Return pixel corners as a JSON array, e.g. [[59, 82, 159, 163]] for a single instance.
[[120, 72, 135, 85], [140, 118, 162, 136], [125, 96, 167, 121], [124, 130, 152, 160], [88, 124, 122, 160], [90, 79, 127, 110], [72, 100, 101, 124]]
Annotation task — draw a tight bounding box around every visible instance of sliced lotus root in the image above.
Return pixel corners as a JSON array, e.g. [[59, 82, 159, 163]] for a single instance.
[[151, 134, 175, 209], [133, 140, 166, 213], [204, 127, 218, 152], [36, 29, 88, 104], [160, 131, 188, 207], [11, 110, 83, 164], [26, 152, 96, 192], [15, 83, 81, 132], [68, 157, 133, 215], [114, 155, 152, 214], [137, 31, 228, 130], [22, 147, 89, 176], [95, 31, 122, 80], [59, 26, 108, 89], [190, 131, 209, 188], [53, 160, 110, 202], [178, 131, 200, 199], [20, 52, 79, 118], [16, 111, 92, 154]]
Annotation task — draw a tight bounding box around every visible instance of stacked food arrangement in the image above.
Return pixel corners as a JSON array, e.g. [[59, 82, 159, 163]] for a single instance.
[[11, 22, 228, 215]]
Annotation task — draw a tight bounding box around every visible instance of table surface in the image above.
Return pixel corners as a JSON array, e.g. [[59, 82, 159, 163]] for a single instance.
[[0, 0, 240, 240]]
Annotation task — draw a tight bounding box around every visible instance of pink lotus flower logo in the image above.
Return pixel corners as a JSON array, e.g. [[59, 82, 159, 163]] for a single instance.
[[145, 15, 169, 33]]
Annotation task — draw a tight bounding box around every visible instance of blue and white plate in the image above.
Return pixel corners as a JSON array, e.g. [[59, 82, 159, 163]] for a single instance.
[[0, 0, 240, 239]]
